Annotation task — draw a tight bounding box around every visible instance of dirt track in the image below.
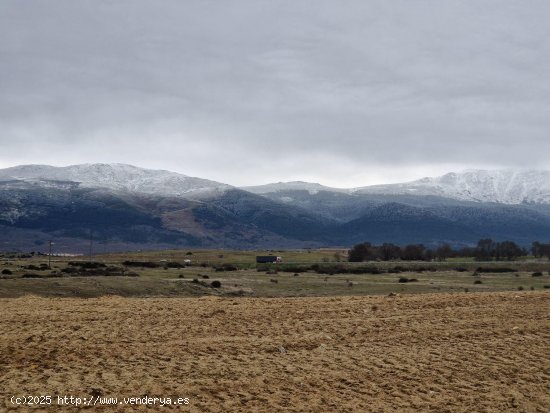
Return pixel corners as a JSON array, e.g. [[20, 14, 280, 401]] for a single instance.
[[1, 292, 549, 412]]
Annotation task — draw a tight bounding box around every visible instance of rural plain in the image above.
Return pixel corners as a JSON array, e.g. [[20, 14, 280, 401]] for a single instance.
[[0, 250, 549, 412]]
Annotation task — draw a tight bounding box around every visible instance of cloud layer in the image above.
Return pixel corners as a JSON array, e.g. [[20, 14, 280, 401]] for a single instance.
[[1, 0, 549, 186]]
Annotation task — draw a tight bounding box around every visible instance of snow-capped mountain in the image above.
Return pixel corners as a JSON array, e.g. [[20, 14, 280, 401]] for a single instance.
[[0, 163, 231, 198], [242, 181, 347, 195], [2, 164, 550, 251], [244, 170, 550, 205], [353, 169, 550, 204], [3, 165, 547, 204]]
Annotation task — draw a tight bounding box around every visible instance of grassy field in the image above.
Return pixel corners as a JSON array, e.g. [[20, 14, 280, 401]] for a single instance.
[[1, 248, 549, 298]]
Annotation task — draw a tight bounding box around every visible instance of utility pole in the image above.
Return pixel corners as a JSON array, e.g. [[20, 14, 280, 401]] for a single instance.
[[48, 240, 53, 269], [89, 229, 93, 261]]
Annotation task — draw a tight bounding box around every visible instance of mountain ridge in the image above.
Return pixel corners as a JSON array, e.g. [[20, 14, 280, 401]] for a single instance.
[[2, 163, 550, 252], [2, 163, 550, 205], [353, 169, 550, 204], [0, 163, 231, 199], [244, 169, 550, 205]]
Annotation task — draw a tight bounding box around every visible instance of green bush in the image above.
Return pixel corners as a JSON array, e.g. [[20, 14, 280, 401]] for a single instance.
[[123, 261, 159, 268], [475, 267, 516, 273]]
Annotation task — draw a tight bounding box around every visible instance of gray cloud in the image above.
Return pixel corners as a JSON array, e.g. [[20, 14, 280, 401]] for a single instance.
[[1, 0, 549, 186]]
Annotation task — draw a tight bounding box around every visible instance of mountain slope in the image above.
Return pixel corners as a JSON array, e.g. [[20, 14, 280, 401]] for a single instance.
[[337, 203, 475, 245], [2, 164, 550, 252], [243, 181, 348, 195], [353, 169, 550, 204], [0, 184, 201, 252], [0, 163, 231, 198], [0, 177, 335, 252]]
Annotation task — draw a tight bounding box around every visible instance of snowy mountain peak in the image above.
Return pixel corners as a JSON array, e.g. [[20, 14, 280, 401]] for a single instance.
[[242, 181, 347, 195], [0, 163, 231, 198], [2, 164, 549, 204], [242, 169, 550, 205], [353, 169, 550, 204]]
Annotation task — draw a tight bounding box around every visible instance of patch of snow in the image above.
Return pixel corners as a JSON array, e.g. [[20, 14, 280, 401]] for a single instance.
[[242, 181, 347, 195], [0, 163, 231, 198], [353, 169, 550, 204]]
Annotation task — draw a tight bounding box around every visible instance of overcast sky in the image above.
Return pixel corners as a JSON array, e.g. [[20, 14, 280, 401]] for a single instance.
[[1, 1, 549, 187]]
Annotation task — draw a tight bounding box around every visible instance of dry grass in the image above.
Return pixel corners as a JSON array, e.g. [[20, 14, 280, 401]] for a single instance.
[[1, 292, 549, 412]]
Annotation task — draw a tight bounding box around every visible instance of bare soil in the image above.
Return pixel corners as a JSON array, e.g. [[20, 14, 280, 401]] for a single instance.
[[1, 292, 549, 412]]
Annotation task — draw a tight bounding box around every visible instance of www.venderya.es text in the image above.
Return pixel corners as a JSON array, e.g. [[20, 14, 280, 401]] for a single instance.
[[10, 395, 190, 407]]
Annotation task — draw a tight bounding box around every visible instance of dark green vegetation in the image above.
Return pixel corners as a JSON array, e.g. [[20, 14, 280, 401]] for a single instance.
[[1, 248, 549, 298], [348, 238, 547, 262]]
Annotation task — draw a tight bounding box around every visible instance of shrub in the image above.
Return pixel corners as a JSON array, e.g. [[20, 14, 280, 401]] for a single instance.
[[475, 267, 516, 273], [398, 277, 410, 283], [192, 278, 199, 283], [21, 273, 41, 278], [201, 275, 210, 279], [474, 280, 483, 284], [517, 286, 524, 291], [69, 261, 106, 269], [122, 261, 159, 268], [455, 267, 468, 272], [1, 269, 12, 275], [186, 251, 193, 255], [270, 279, 278, 283], [312, 264, 382, 275], [277, 265, 309, 273], [61, 266, 132, 277], [532, 272, 543, 277], [164, 262, 185, 268], [215, 264, 238, 272], [350, 266, 383, 275], [211, 280, 221, 288], [544, 285, 550, 289]]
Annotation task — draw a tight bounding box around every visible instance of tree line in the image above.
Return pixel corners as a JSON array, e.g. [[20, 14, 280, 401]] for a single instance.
[[348, 239, 550, 262]]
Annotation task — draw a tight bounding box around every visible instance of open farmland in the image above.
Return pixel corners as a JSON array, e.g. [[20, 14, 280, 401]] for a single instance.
[[1, 292, 549, 412], [1, 249, 550, 298]]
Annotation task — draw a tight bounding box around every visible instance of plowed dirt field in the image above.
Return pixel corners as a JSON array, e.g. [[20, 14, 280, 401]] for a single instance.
[[1, 292, 549, 412]]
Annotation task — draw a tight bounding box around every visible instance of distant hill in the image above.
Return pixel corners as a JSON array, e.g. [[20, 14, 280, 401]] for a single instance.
[[2, 164, 550, 252]]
